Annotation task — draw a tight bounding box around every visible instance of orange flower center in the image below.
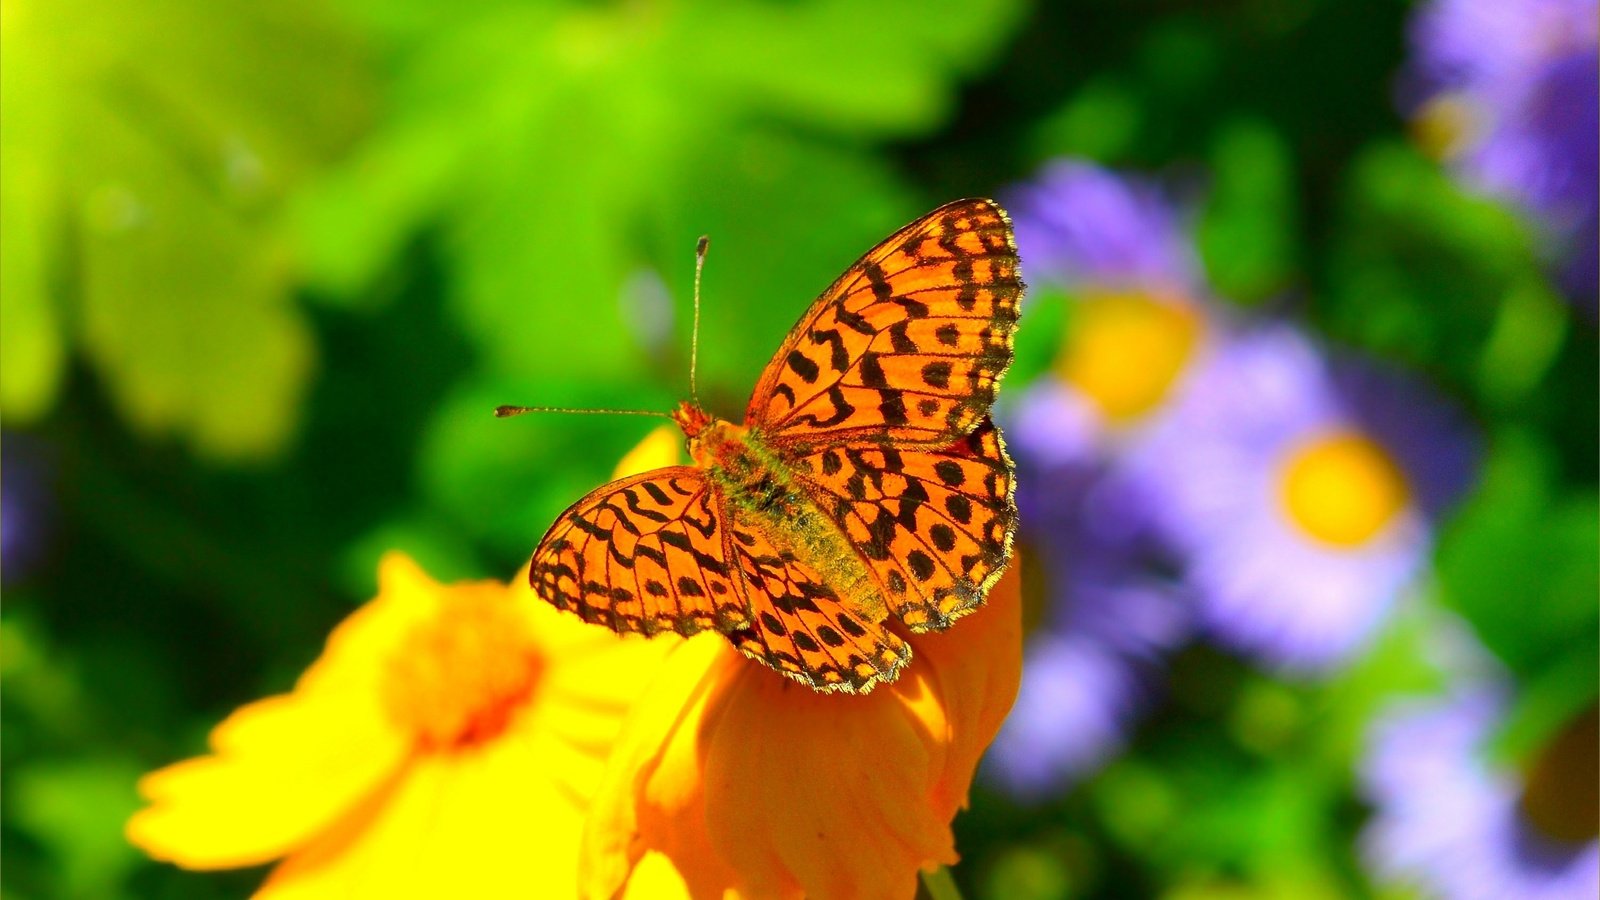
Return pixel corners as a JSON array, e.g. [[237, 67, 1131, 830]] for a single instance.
[[1057, 291, 1202, 423], [382, 590, 545, 751], [1277, 431, 1410, 547]]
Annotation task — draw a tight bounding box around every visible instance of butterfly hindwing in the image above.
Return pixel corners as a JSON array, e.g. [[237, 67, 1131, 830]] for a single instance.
[[745, 198, 1022, 448], [530, 467, 750, 636], [791, 417, 1016, 632], [723, 511, 910, 693]]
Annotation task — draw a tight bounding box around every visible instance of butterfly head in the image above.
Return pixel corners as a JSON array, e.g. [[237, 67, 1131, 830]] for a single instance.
[[672, 400, 745, 469], [671, 400, 712, 442]]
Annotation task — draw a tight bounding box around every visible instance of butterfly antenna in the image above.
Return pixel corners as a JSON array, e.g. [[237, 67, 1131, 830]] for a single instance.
[[690, 235, 709, 406], [494, 405, 672, 420], [497, 236, 709, 423]]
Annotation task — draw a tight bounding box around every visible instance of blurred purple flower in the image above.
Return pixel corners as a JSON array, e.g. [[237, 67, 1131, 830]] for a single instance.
[[986, 381, 1190, 796], [984, 161, 1218, 794], [2, 433, 52, 584], [1003, 160, 1221, 441], [1406, 0, 1599, 300], [1362, 687, 1600, 899], [1007, 160, 1201, 294], [1129, 324, 1479, 673]]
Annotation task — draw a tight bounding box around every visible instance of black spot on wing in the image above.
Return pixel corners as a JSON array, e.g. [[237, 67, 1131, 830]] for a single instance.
[[811, 328, 850, 373], [865, 261, 894, 302], [907, 549, 936, 582], [786, 350, 820, 384], [836, 613, 867, 637], [860, 352, 888, 389], [879, 390, 908, 426], [934, 460, 964, 486]]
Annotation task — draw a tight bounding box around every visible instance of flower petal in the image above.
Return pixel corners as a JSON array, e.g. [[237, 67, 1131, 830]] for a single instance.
[[583, 562, 1023, 900], [612, 425, 684, 479], [295, 553, 447, 694], [125, 554, 452, 869], [583, 635, 747, 898], [257, 720, 591, 898], [620, 852, 694, 899], [127, 688, 410, 870], [903, 560, 1025, 819]]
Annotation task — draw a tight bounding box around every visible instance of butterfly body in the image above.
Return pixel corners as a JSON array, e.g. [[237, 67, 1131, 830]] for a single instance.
[[678, 403, 891, 629], [532, 199, 1023, 693]]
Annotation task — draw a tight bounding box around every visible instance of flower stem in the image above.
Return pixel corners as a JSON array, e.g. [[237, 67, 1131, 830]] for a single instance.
[[919, 866, 965, 900]]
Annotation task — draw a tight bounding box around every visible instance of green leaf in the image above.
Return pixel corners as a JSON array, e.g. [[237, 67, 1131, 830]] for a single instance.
[[1197, 119, 1300, 305], [9, 757, 145, 898], [1006, 287, 1068, 391], [0, 0, 370, 459], [1437, 430, 1600, 680], [686, 0, 1027, 139], [0, 127, 65, 418], [1026, 78, 1143, 165], [1491, 650, 1599, 765], [1325, 142, 1552, 391], [297, 0, 1027, 388]]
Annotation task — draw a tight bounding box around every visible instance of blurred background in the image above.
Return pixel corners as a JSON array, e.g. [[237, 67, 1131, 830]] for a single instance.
[[2, 0, 1595, 897]]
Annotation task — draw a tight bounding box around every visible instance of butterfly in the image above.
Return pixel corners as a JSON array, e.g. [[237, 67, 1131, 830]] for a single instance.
[[528, 199, 1022, 693]]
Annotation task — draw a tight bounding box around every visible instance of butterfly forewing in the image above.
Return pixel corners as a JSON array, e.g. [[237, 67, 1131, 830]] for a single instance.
[[745, 198, 1022, 448], [530, 468, 750, 636]]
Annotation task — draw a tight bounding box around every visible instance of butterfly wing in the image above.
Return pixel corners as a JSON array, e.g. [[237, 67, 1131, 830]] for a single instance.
[[745, 198, 1022, 449], [530, 467, 750, 636], [790, 417, 1015, 632], [721, 511, 911, 693]]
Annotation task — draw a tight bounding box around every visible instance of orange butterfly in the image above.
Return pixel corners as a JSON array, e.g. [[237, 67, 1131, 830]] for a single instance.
[[527, 199, 1022, 693]]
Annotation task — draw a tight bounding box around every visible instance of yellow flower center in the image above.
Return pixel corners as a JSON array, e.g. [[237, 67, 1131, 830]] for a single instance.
[[1277, 432, 1410, 547], [382, 589, 544, 750], [1520, 703, 1599, 844], [1057, 291, 1201, 423], [1411, 93, 1482, 162]]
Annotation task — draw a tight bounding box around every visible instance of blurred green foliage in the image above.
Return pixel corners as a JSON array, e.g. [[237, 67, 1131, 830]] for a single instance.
[[2, 1, 1594, 898], [1, 0, 370, 459]]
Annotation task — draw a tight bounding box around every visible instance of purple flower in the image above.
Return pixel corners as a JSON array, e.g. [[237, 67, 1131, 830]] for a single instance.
[[984, 162, 1220, 794], [1007, 160, 1201, 295], [2, 433, 52, 584], [1406, 0, 1599, 300], [986, 381, 1191, 796], [1362, 687, 1600, 899], [1003, 160, 1222, 439], [1129, 324, 1479, 673]]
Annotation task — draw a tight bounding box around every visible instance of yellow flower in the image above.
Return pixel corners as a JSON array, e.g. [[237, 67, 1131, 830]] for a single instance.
[[577, 462, 1025, 899], [130, 424, 1024, 900], [126, 437, 680, 897]]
